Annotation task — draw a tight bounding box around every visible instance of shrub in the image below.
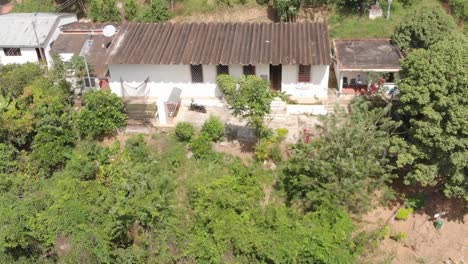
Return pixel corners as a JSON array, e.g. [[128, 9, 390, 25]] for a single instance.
[[216, 74, 237, 100], [141, 0, 172, 22], [395, 207, 413, 220], [175, 122, 195, 142], [391, 231, 407, 241], [190, 134, 212, 159], [75, 90, 127, 138], [405, 193, 426, 210], [391, 8, 456, 51], [201, 116, 225, 142], [379, 225, 391, 240]]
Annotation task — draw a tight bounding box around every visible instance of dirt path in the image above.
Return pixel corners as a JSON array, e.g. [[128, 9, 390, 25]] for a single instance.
[[360, 204, 467, 264]]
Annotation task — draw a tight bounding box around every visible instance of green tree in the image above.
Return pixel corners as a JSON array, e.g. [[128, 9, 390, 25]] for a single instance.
[[125, 0, 139, 20], [274, 0, 301, 21], [217, 74, 276, 137], [283, 98, 400, 213], [394, 34, 468, 200], [0, 63, 44, 99], [89, 0, 122, 22], [141, 0, 172, 22], [76, 90, 127, 138], [449, 0, 468, 21], [391, 7, 457, 52]]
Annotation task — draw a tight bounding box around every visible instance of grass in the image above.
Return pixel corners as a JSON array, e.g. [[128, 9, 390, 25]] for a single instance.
[[328, 0, 445, 38]]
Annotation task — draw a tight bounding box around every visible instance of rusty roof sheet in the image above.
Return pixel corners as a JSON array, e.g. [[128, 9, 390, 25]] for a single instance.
[[107, 22, 330, 65], [333, 39, 403, 70]]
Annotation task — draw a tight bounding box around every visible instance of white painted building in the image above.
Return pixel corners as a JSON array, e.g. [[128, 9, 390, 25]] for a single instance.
[[0, 13, 77, 67]]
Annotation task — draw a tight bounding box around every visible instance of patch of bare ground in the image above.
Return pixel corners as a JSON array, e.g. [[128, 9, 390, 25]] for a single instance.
[[359, 194, 468, 264], [213, 140, 255, 163], [172, 5, 275, 23]]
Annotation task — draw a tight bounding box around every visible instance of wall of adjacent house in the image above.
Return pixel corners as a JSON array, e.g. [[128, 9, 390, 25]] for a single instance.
[[0, 48, 39, 65], [108, 63, 330, 102], [44, 15, 78, 67], [281, 64, 329, 99]]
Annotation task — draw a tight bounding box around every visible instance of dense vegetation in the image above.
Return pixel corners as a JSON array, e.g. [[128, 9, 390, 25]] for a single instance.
[[393, 33, 468, 199]]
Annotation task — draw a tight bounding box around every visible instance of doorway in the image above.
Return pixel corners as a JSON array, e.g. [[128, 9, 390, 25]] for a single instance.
[[269, 64, 282, 91]]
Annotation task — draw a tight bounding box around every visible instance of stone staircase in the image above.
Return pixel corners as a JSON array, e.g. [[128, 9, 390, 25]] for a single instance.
[[125, 103, 158, 126]]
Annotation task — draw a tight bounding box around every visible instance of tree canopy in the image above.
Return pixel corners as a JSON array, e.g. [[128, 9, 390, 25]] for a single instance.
[[393, 33, 468, 200], [283, 98, 400, 213], [391, 7, 457, 52]]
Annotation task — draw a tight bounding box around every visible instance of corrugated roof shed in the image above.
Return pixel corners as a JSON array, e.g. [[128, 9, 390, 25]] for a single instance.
[[333, 39, 403, 70], [0, 13, 75, 47], [107, 22, 331, 65]]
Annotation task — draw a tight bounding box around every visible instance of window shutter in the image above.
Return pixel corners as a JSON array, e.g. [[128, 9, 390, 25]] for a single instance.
[[298, 65, 311, 82], [191, 65, 204, 83]]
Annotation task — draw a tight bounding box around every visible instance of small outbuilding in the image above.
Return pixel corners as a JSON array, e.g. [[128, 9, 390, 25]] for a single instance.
[[332, 39, 404, 95]]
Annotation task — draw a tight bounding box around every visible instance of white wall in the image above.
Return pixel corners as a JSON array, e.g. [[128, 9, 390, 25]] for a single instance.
[[109, 63, 330, 101], [109, 64, 220, 101], [44, 15, 78, 67], [0, 48, 39, 65], [281, 65, 329, 99]]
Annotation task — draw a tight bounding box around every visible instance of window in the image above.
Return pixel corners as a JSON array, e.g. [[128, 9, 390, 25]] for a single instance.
[[84, 77, 96, 88], [243, 65, 256, 76], [298, 65, 311, 82], [216, 64, 229, 76], [3, 48, 21, 56], [191, 64, 204, 83]]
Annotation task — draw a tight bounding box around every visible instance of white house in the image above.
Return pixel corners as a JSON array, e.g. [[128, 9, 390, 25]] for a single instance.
[[332, 39, 404, 95], [0, 13, 77, 67], [106, 22, 331, 106]]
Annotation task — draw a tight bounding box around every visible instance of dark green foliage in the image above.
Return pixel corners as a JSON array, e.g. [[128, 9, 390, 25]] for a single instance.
[[201, 116, 225, 142], [125, 0, 139, 20], [283, 98, 400, 213], [76, 90, 127, 138], [175, 122, 195, 142], [0, 63, 44, 99], [334, 0, 371, 13], [449, 0, 468, 21], [398, 0, 417, 7], [141, 0, 172, 22], [274, 0, 301, 21], [187, 171, 357, 263], [391, 7, 457, 51], [0, 143, 17, 174], [190, 134, 213, 159], [394, 34, 468, 199], [89, 0, 122, 22], [31, 113, 75, 176]]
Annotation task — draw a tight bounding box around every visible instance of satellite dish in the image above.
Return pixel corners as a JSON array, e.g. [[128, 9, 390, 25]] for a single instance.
[[103, 25, 116, 37]]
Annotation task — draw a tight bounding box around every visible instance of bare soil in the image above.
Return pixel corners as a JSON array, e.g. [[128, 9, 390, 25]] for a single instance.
[[360, 197, 468, 264]]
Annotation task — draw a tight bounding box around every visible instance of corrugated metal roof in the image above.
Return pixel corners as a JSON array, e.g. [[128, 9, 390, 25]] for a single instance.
[[333, 39, 404, 70], [0, 13, 75, 47], [107, 22, 331, 65]]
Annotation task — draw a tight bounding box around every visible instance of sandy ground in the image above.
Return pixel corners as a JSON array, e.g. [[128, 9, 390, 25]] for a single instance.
[[360, 198, 467, 264]]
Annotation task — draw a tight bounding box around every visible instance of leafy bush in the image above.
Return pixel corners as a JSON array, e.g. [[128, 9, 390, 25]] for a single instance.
[[391, 231, 407, 241], [89, 0, 122, 22], [125, 0, 139, 20], [274, 0, 301, 21], [391, 8, 456, 51], [190, 134, 213, 159], [395, 207, 413, 220], [0, 63, 44, 98], [201, 116, 225, 142], [405, 193, 426, 210], [76, 90, 127, 138], [14, 0, 55, 12], [450, 0, 468, 21], [141, 0, 172, 22], [379, 225, 391, 240], [216, 74, 237, 100], [175, 122, 195, 142], [124, 134, 150, 162]]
